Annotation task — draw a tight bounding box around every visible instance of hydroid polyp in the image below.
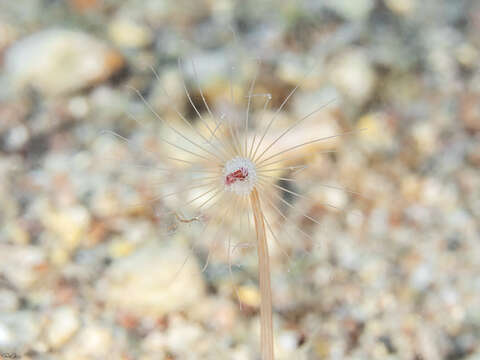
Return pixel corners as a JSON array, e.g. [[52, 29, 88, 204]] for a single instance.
[[102, 55, 364, 359]]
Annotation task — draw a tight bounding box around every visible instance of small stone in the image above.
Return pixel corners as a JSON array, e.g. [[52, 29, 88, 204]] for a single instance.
[[97, 240, 206, 317], [65, 324, 114, 359], [4, 125, 29, 152], [5, 29, 124, 96], [323, 0, 375, 21], [189, 297, 238, 332], [456, 43, 478, 69], [5, 221, 30, 245], [276, 56, 323, 89], [0, 311, 41, 354], [180, 51, 231, 102], [0, 244, 47, 290], [237, 285, 261, 308], [46, 306, 80, 349], [148, 66, 187, 123], [42, 205, 91, 251], [459, 92, 480, 132], [163, 315, 203, 356], [313, 336, 331, 357], [0, 289, 19, 312], [141, 330, 167, 354], [329, 48, 376, 105], [277, 330, 300, 352], [411, 121, 438, 156], [410, 263, 433, 291], [50, 247, 70, 267], [357, 112, 396, 153], [0, 21, 17, 52], [384, 0, 415, 15], [67, 96, 90, 119], [108, 19, 153, 48], [109, 238, 135, 258]]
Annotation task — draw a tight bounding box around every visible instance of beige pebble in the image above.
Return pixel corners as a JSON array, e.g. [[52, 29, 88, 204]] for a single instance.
[[5, 29, 124, 96], [46, 306, 80, 349], [97, 239, 206, 317]]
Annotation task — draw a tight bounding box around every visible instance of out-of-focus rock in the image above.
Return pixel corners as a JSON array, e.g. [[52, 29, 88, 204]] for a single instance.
[[5, 221, 30, 245], [455, 43, 479, 69], [384, 0, 416, 15], [190, 297, 238, 332], [4, 124, 29, 152], [182, 51, 232, 101], [329, 48, 376, 105], [276, 56, 324, 89], [277, 330, 301, 356], [0, 21, 17, 53], [97, 240, 206, 317], [5, 29, 124, 96], [108, 18, 153, 48], [357, 111, 396, 154], [323, 0, 375, 21], [156, 314, 204, 357], [148, 66, 187, 122], [237, 285, 261, 308], [0, 311, 41, 354], [46, 306, 80, 349], [411, 121, 438, 157], [42, 205, 91, 263], [0, 244, 47, 290], [64, 324, 117, 360], [459, 92, 480, 132], [0, 289, 19, 312]]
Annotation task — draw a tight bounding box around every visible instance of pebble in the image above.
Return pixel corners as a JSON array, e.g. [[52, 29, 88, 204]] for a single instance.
[[148, 66, 187, 122], [0, 289, 20, 312], [189, 297, 238, 331], [46, 306, 80, 349], [410, 263, 433, 291], [323, 0, 375, 21], [329, 48, 377, 105], [276, 56, 324, 89], [4, 124, 29, 152], [0, 311, 41, 354], [162, 315, 204, 356], [456, 43, 479, 69], [0, 21, 17, 52], [0, 244, 47, 290], [182, 51, 231, 93], [277, 330, 300, 352], [107, 239, 133, 260], [67, 96, 90, 119], [64, 324, 116, 359], [411, 121, 438, 157], [108, 18, 153, 49], [356, 112, 396, 154], [42, 205, 91, 252], [237, 285, 261, 308], [5, 29, 124, 96], [384, 0, 416, 15], [459, 92, 480, 132], [97, 240, 206, 317], [4, 221, 30, 245]]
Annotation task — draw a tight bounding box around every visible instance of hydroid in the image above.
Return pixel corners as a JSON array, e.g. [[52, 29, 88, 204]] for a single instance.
[[102, 54, 363, 359]]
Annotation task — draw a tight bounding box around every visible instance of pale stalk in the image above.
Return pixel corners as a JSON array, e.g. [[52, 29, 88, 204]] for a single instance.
[[250, 188, 274, 360]]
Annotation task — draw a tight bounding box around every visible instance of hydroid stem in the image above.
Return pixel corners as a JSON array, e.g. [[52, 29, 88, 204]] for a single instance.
[[250, 188, 274, 360]]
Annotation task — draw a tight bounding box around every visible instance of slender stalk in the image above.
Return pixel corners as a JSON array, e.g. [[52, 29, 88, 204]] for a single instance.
[[250, 188, 274, 360]]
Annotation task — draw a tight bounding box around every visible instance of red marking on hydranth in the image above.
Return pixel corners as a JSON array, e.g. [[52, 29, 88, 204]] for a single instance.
[[225, 167, 248, 185]]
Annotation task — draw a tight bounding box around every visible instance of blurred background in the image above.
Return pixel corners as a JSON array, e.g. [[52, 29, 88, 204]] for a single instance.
[[1, 0, 479, 359]]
